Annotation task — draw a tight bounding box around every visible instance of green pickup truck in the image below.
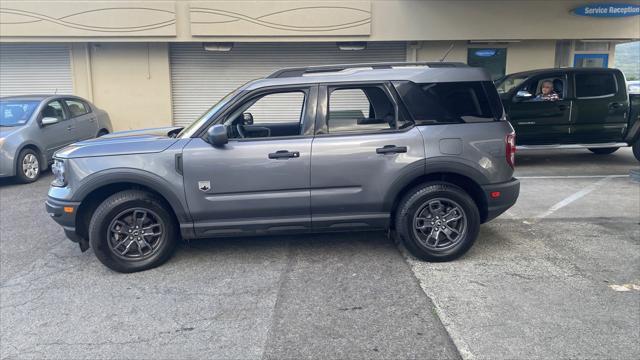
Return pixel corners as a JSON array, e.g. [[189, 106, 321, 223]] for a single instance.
[[496, 68, 640, 161]]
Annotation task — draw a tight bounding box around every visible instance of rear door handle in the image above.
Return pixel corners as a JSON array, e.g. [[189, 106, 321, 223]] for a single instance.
[[268, 150, 300, 159], [66, 125, 75, 131], [557, 104, 568, 111], [376, 145, 407, 154], [609, 102, 622, 109]]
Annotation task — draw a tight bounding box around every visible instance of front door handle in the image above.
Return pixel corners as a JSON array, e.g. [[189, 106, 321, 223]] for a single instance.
[[66, 125, 75, 131], [268, 150, 300, 159], [558, 104, 568, 111], [609, 102, 622, 109], [376, 145, 408, 154]]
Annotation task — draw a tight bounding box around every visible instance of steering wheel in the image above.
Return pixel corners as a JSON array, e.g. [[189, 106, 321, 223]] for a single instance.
[[236, 123, 246, 138]]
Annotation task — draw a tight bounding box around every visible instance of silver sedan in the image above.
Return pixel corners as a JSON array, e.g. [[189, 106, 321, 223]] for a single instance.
[[0, 95, 112, 182]]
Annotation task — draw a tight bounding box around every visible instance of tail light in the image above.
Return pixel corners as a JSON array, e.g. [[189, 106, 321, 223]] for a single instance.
[[506, 132, 516, 168]]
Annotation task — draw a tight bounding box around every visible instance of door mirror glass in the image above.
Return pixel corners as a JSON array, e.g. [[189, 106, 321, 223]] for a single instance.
[[41, 117, 59, 126], [515, 90, 533, 100], [207, 124, 228, 147], [242, 112, 254, 125]]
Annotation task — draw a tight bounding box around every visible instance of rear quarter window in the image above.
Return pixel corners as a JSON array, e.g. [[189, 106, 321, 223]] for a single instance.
[[394, 81, 500, 124]]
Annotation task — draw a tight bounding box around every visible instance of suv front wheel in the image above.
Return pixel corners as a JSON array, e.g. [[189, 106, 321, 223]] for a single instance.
[[395, 183, 480, 262], [89, 190, 178, 273]]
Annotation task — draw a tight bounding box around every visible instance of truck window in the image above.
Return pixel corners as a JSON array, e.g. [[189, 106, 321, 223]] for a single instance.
[[575, 73, 617, 98], [394, 81, 498, 124]]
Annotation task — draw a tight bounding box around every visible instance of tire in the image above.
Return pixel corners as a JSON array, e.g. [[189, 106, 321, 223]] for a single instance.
[[97, 129, 109, 137], [15, 148, 41, 183], [395, 183, 480, 262], [88, 190, 178, 273], [588, 147, 619, 155], [633, 140, 640, 162]]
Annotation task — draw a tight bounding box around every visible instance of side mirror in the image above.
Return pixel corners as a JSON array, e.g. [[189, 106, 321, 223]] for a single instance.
[[41, 117, 59, 126], [242, 112, 254, 125], [207, 124, 228, 147], [515, 90, 533, 100]]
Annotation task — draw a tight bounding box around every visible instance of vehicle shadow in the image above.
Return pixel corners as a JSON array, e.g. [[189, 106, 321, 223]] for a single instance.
[[0, 170, 51, 187], [514, 148, 638, 175]]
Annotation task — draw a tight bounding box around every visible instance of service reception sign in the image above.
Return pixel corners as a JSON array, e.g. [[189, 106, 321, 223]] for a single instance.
[[573, 3, 640, 17]]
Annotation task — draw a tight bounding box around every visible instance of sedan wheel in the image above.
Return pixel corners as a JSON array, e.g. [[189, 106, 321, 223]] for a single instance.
[[22, 153, 40, 179], [16, 149, 41, 183]]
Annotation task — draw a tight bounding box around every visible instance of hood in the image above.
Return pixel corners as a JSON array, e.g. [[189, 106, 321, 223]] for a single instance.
[[0, 126, 23, 139], [55, 126, 183, 159]]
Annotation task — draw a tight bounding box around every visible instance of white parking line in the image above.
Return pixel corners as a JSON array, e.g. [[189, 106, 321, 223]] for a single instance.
[[518, 175, 629, 179], [535, 175, 616, 219]]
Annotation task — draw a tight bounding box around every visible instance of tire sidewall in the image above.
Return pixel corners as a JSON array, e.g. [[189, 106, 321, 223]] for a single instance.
[[397, 184, 480, 261], [16, 149, 40, 183], [633, 140, 640, 162], [89, 194, 177, 273]]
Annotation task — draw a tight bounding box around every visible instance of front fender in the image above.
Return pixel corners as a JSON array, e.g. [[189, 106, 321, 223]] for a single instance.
[[71, 168, 191, 224]]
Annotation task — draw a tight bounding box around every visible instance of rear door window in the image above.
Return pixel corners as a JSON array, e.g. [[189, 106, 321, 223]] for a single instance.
[[575, 72, 617, 98], [326, 85, 405, 133], [394, 81, 498, 124], [64, 99, 90, 118]]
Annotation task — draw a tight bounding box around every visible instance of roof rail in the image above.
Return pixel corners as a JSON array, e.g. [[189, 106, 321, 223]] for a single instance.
[[267, 62, 468, 78]]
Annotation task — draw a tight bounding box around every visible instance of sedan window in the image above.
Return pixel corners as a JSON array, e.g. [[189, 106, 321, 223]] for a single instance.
[[65, 99, 90, 117], [42, 100, 66, 122], [0, 100, 39, 127]]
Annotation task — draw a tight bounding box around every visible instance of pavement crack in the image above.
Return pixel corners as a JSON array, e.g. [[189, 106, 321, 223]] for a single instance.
[[259, 239, 295, 360]]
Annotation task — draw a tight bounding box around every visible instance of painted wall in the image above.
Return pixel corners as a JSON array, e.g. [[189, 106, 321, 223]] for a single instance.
[[415, 40, 557, 74], [71, 43, 173, 131], [1, 0, 638, 42]]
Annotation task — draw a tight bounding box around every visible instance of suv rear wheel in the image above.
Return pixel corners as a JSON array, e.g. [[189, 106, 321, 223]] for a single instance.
[[395, 183, 480, 262], [633, 140, 640, 162], [88, 190, 178, 273]]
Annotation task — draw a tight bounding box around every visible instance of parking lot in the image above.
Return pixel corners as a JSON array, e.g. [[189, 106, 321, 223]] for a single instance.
[[1, 148, 639, 359]]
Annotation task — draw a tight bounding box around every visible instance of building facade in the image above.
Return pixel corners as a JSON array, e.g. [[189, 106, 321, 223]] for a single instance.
[[1, 0, 638, 130]]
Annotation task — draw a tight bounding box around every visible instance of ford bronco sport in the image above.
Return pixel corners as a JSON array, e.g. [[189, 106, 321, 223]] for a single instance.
[[46, 62, 520, 273]]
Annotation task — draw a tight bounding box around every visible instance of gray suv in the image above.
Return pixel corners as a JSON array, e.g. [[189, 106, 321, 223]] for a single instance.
[[46, 63, 520, 273], [0, 95, 112, 182]]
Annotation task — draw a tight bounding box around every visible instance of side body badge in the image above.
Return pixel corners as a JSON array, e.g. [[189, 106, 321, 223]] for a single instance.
[[198, 181, 211, 192]]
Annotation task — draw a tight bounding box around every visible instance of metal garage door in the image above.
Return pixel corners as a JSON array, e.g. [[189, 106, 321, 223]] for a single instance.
[[170, 42, 407, 126], [0, 44, 73, 97]]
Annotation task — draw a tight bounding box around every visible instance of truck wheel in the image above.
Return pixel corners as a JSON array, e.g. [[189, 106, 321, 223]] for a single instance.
[[395, 183, 480, 262], [633, 140, 640, 162], [15, 148, 41, 183], [88, 190, 178, 273], [588, 147, 619, 155]]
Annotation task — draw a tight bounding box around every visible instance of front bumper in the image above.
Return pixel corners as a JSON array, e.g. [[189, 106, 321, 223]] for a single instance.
[[481, 178, 520, 222], [45, 197, 83, 243]]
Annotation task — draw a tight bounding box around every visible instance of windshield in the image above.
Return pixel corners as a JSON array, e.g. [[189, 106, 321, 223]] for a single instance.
[[494, 75, 528, 94], [178, 84, 248, 138], [0, 100, 39, 127]]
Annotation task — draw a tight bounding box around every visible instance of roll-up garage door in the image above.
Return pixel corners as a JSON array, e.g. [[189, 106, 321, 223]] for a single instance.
[[0, 44, 73, 97], [170, 42, 407, 126]]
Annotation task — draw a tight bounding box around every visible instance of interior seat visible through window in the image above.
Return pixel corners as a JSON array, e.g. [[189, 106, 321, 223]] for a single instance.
[[327, 86, 401, 133]]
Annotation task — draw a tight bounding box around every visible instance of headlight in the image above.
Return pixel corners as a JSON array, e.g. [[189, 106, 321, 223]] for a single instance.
[[51, 159, 66, 187]]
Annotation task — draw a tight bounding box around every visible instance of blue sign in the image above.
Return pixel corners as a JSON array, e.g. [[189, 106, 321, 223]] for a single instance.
[[474, 49, 497, 57], [573, 3, 640, 17]]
